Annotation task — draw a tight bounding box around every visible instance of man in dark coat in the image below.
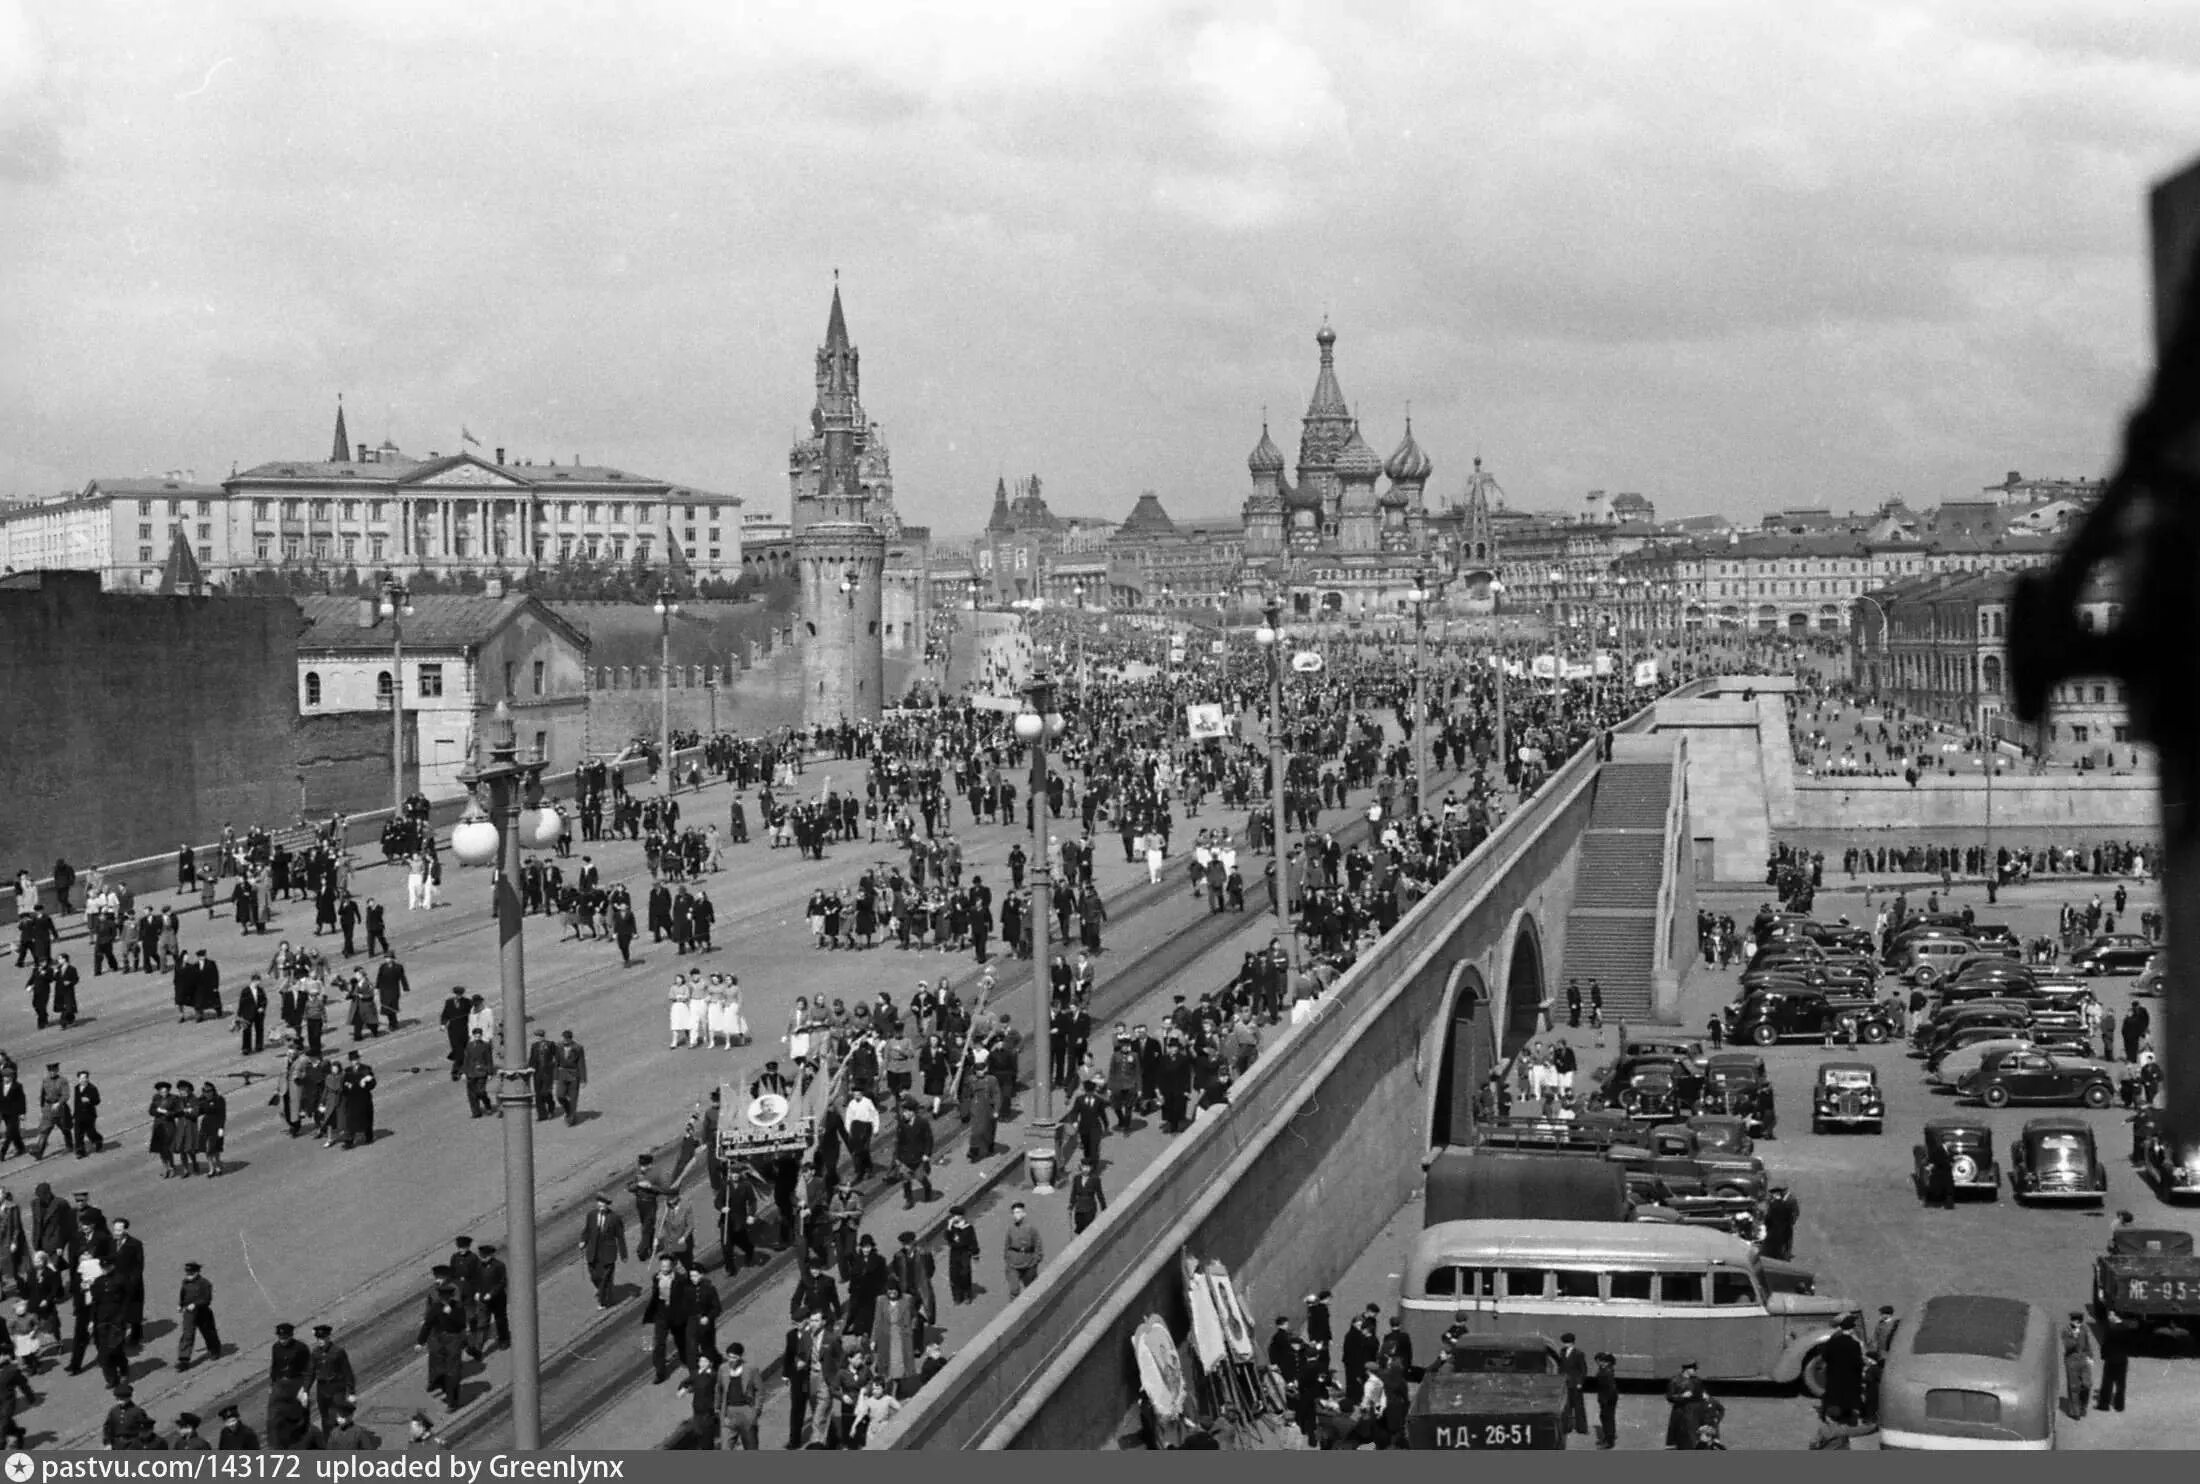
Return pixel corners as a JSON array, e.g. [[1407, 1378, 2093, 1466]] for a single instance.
[[528, 1031, 560, 1121], [235, 977, 269, 1056], [1820, 1313, 1868, 1423], [438, 990, 471, 1080], [308, 1323, 357, 1435], [1557, 1331, 1591, 1438], [266, 1321, 311, 1442], [553, 1031, 588, 1126], [375, 954, 408, 1032], [416, 1272, 466, 1410], [579, 1194, 626, 1307]]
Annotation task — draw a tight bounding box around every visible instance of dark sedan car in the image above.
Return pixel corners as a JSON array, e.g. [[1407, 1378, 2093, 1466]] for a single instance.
[[2009, 1117, 2107, 1203], [1958, 1047, 2116, 1109], [1913, 1121, 2000, 1202], [2072, 938, 2156, 977], [1812, 1062, 1884, 1134], [1727, 986, 1897, 1047]]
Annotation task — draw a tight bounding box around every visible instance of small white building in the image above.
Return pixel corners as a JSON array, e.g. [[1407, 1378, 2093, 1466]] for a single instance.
[[294, 592, 593, 798]]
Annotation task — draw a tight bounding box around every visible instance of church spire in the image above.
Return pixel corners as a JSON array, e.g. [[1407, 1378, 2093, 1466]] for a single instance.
[[825, 269, 849, 353], [331, 394, 350, 463]]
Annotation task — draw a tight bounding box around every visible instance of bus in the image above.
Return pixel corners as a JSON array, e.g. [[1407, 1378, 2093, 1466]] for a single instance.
[[1401, 1220, 1851, 1389], [1877, 1295, 2059, 1451]]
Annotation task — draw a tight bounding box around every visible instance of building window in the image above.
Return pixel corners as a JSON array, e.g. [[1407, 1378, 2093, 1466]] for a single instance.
[[534, 730, 547, 759], [341, 500, 359, 522], [138, 545, 153, 562], [377, 671, 393, 701], [198, 545, 212, 564], [197, 522, 211, 540], [2092, 684, 2107, 704], [636, 541, 652, 564], [532, 660, 545, 695], [369, 502, 387, 522], [342, 536, 358, 560], [685, 527, 697, 545], [253, 500, 272, 521], [611, 537, 627, 561], [197, 500, 212, 517], [708, 527, 721, 543], [311, 536, 331, 561], [255, 540, 271, 561], [559, 503, 577, 523], [709, 548, 720, 561], [418, 664, 445, 698], [2115, 725, 2131, 743], [559, 539, 573, 561], [304, 672, 322, 706], [137, 499, 152, 516], [2072, 725, 2090, 744], [504, 661, 517, 696], [585, 503, 600, 524], [283, 499, 302, 521], [610, 503, 627, 525], [310, 500, 331, 521], [369, 535, 386, 560], [137, 523, 152, 540]]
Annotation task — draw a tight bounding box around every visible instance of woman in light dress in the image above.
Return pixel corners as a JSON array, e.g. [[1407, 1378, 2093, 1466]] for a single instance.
[[668, 972, 695, 1049], [1144, 831, 1166, 885], [787, 995, 815, 1063], [709, 974, 749, 1048]]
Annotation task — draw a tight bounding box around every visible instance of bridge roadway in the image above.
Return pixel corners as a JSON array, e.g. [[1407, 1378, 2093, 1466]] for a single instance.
[[28, 729, 1411, 1449]]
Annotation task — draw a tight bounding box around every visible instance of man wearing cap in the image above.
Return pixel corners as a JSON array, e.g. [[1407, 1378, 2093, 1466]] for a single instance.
[[527, 1030, 559, 1121], [553, 1030, 588, 1126], [1821, 1312, 1866, 1424], [2062, 1311, 2096, 1418], [580, 1194, 626, 1308], [101, 1382, 155, 1450], [309, 1323, 357, 1435], [325, 1400, 381, 1450], [176, 1261, 221, 1370], [461, 1030, 495, 1117], [167, 1410, 212, 1451], [405, 1411, 450, 1452], [892, 1095, 934, 1209], [943, 1205, 979, 1305], [30, 1065, 69, 1161], [628, 1154, 669, 1262], [332, 1051, 376, 1150], [418, 1269, 467, 1411], [477, 1242, 510, 1351], [214, 1403, 260, 1451], [438, 988, 471, 1080], [643, 1254, 696, 1385]]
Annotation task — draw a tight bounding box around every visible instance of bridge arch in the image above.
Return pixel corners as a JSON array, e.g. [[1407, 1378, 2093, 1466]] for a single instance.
[[1501, 910, 1549, 1050], [1425, 960, 1492, 1148]]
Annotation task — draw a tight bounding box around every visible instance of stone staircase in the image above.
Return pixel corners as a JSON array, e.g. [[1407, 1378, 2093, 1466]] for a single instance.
[[1559, 761, 1676, 1022]]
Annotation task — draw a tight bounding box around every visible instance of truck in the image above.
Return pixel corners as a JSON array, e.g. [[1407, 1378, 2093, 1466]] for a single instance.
[[2094, 1225, 2200, 1337], [1408, 1336, 1568, 1450]]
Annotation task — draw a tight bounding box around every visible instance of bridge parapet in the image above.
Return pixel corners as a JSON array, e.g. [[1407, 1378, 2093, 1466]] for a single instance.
[[879, 682, 1713, 1450]]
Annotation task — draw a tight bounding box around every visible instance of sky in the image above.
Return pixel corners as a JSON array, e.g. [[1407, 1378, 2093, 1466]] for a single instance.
[[4, 0, 2198, 537]]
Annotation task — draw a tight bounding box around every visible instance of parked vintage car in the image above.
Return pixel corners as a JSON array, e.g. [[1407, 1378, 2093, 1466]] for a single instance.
[[1958, 1047, 2116, 1110], [1617, 1035, 1706, 1067], [2071, 935, 2158, 977], [1811, 1062, 1885, 1134], [1898, 939, 1978, 986], [1638, 1124, 1769, 1194], [2133, 956, 2167, 998], [1410, 1336, 1568, 1450], [2094, 1225, 2200, 1335], [1726, 986, 1897, 1047], [1741, 961, 1878, 997], [1683, 1115, 1756, 1157], [1596, 1054, 1703, 1115], [2140, 1129, 2200, 1201], [2008, 1117, 2108, 1203], [1610, 1064, 1687, 1123], [1913, 1121, 2001, 1202], [1698, 1053, 1773, 1131]]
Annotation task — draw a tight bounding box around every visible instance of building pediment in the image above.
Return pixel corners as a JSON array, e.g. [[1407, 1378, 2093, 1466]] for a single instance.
[[402, 456, 526, 490]]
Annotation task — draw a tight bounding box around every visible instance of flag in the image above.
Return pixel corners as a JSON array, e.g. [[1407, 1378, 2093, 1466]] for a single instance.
[[461, 426, 481, 446]]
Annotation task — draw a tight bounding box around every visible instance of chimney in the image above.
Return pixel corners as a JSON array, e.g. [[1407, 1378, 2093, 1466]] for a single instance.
[[495, 447, 505, 466], [355, 597, 377, 629], [356, 443, 368, 463], [483, 575, 504, 599]]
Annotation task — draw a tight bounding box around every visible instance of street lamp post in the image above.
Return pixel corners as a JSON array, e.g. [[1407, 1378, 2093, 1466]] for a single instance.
[[1254, 599, 1293, 938], [379, 579, 413, 816], [1409, 570, 1436, 819], [1489, 580, 1510, 790], [653, 587, 679, 793], [451, 703, 555, 1449], [1015, 675, 1066, 1188]]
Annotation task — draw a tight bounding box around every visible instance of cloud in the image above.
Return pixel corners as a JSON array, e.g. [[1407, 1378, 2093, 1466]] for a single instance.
[[0, 0, 2192, 527]]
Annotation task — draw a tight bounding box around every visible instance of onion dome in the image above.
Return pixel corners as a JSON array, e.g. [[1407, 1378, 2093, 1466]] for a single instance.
[[1378, 481, 1409, 509], [1283, 476, 1322, 513], [1248, 422, 1286, 478], [1333, 421, 1382, 482], [1384, 416, 1433, 484]]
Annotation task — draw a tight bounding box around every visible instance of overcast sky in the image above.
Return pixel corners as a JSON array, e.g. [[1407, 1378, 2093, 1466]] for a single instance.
[[4, 1, 2196, 534]]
